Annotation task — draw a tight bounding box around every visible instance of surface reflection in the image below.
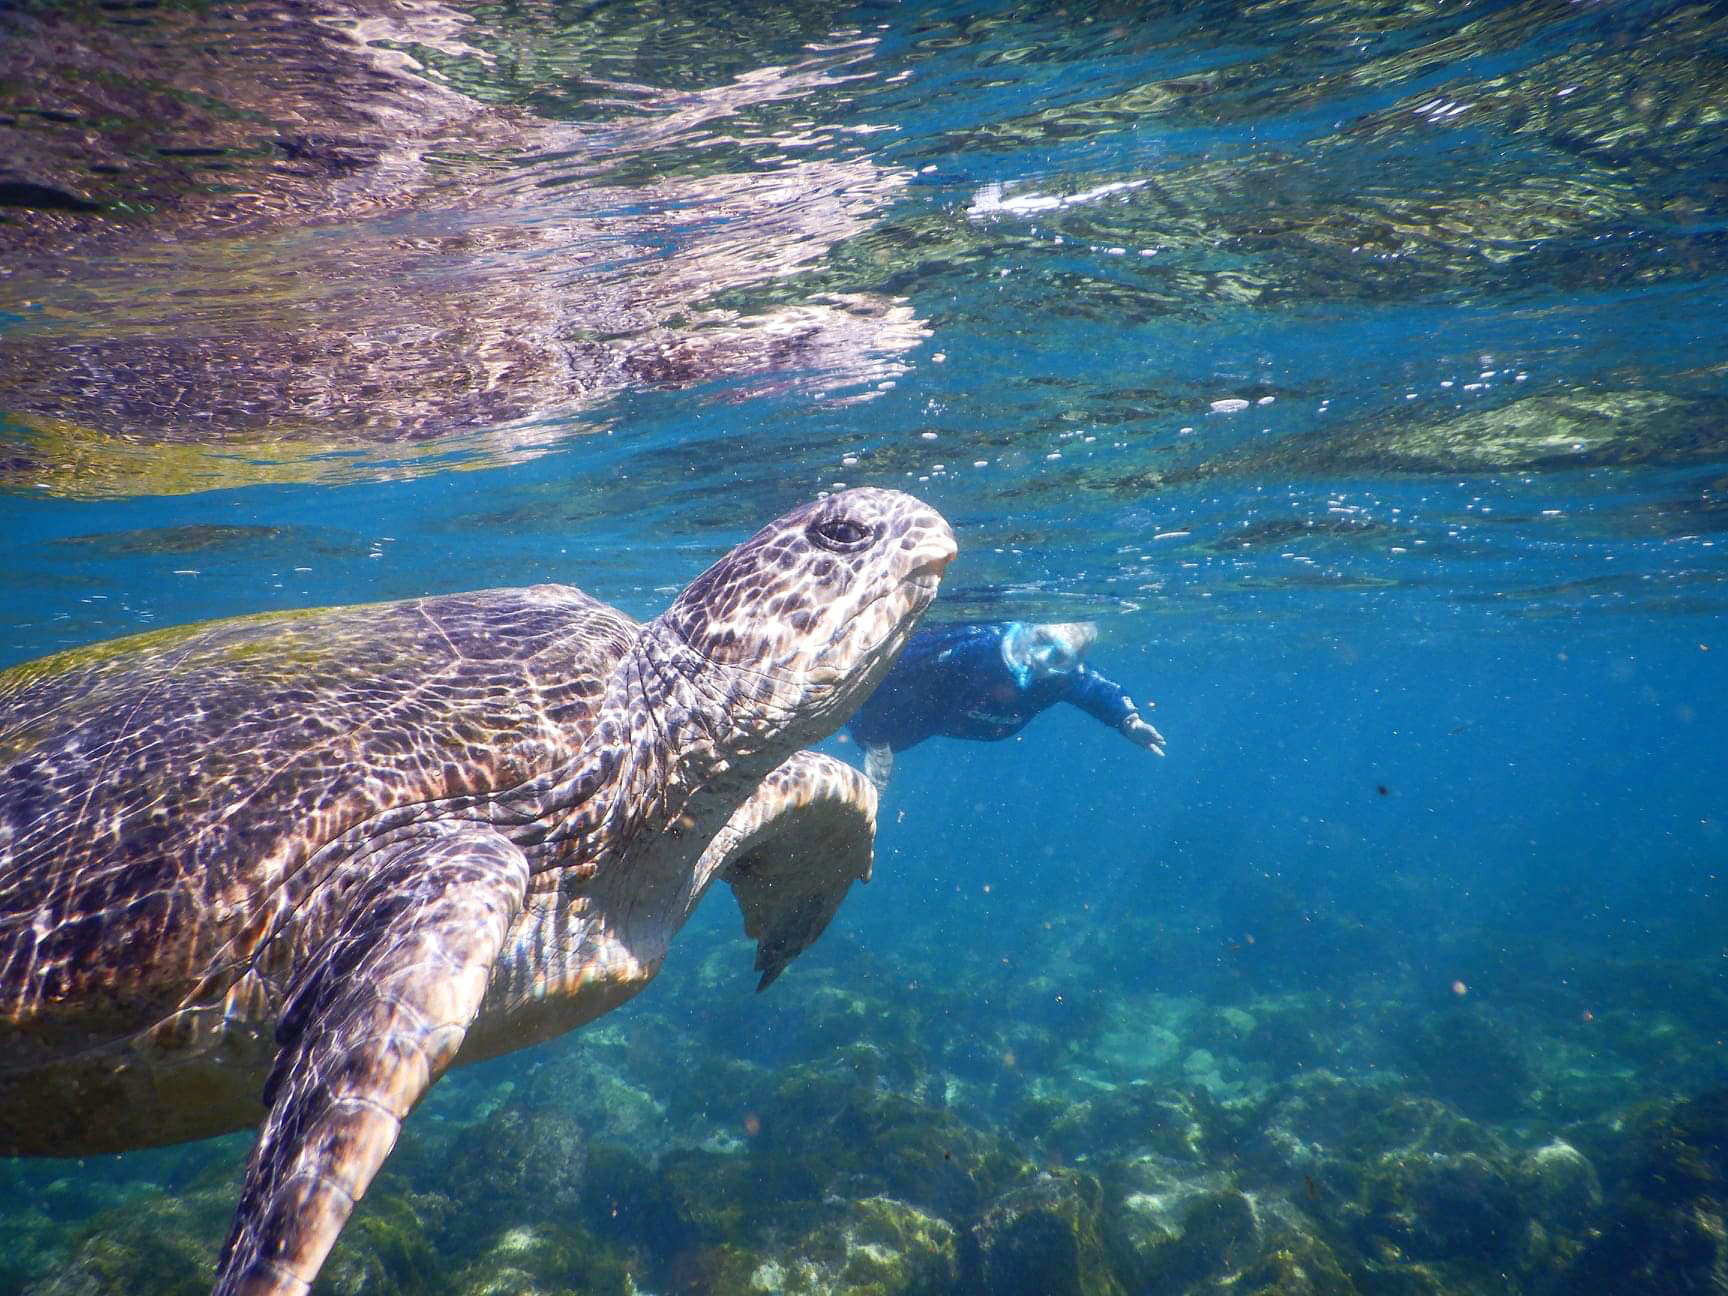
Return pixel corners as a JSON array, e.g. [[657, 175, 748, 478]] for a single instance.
[[0, 0, 922, 494]]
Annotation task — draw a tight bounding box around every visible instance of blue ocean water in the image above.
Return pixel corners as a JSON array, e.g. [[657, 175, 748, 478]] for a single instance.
[[2, 0, 1727, 1292]]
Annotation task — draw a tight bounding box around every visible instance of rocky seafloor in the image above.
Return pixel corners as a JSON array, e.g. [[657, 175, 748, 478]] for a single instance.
[[6, 853, 1728, 1296]]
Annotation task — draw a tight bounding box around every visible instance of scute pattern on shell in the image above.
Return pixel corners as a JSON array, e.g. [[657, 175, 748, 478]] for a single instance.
[[0, 585, 630, 1064]]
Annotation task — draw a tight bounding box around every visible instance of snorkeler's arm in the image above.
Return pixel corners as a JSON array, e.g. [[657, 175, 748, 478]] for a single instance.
[[1064, 665, 1166, 756]]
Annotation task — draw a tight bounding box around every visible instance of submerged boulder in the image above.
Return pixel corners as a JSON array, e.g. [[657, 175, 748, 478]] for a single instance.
[[1556, 1088, 1728, 1294], [742, 1196, 959, 1296], [1513, 1140, 1602, 1233], [968, 1169, 1126, 1296], [1355, 1150, 1523, 1262], [449, 1223, 633, 1296], [1027, 1081, 1218, 1165], [1399, 1005, 1535, 1120], [746, 1061, 1030, 1222], [444, 1105, 589, 1234]]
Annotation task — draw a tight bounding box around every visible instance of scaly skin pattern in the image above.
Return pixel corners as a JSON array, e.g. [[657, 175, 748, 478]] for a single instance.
[[0, 487, 955, 1296]]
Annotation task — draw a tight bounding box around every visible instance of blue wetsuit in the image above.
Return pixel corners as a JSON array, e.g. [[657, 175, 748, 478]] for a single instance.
[[847, 623, 1139, 752]]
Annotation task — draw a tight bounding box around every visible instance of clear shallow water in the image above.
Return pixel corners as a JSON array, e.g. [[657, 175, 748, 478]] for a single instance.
[[2, 1, 1726, 1293]]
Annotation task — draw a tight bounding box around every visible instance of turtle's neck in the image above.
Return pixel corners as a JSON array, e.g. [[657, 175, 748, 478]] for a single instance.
[[541, 621, 787, 867]]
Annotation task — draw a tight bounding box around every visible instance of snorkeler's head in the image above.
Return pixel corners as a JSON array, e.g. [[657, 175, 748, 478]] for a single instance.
[[1002, 621, 1098, 683]]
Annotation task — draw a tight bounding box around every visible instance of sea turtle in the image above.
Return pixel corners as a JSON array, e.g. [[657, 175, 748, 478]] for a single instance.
[[0, 487, 954, 1296]]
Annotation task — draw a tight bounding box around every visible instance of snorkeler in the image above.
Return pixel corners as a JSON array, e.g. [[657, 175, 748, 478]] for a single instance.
[[846, 620, 1166, 791]]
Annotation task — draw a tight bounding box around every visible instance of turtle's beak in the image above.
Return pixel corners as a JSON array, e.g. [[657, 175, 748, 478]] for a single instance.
[[905, 524, 957, 588], [911, 551, 953, 583]]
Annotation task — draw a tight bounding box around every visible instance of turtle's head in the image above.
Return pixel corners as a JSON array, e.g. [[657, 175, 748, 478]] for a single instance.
[[647, 488, 955, 753]]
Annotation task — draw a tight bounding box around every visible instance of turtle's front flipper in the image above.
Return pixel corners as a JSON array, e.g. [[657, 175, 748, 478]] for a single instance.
[[214, 823, 530, 1296], [708, 752, 877, 992]]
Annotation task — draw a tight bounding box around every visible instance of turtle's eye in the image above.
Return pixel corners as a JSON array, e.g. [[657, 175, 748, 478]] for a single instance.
[[809, 516, 876, 552]]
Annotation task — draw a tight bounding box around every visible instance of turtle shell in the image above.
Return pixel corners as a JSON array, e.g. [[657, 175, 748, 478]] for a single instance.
[[0, 584, 630, 1065]]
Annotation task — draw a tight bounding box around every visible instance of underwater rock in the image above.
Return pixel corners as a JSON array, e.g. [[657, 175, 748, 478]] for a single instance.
[[744, 1060, 1030, 1222], [742, 1196, 959, 1296], [1229, 1240, 1359, 1296], [1223, 1197, 1360, 1296], [448, 1222, 632, 1296], [1086, 994, 1193, 1080], [18, 1172, 232, 1296], [1512, 1140, 1602, 1232], [1239, 1072, 1410, 1179], [1097, 1153, 1365, 1295], [1099, 1155, 1248, 1290], [1354, 1150, 1523, 1263], [1399, 1004, 1535, 1120], [659, 1149, 763, 1248], [1554, 1088, 1728, 1295], [1241, 1074, 1541, 1289], [317, 1191, 451, 1296], [1028, 1081, 1218, 1165], [517, 1031, 676, 1160], [577, 1143, 696, 1264], [1109, 1174, 1257, 1294], [968, 1168, 1126, 1296], [0, 1188, 59, 1294], [444, 1104, 589, 1232]]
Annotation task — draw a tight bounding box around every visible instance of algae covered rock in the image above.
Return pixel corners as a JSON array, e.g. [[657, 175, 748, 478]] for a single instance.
[[1239, 1075, 1537, 1289], [1512, 1140, 1602, 1232], [518, 1031, 675, 1157], [445, 1104, 590, 1233], [317, 1191, 452, 1296], [1228, 1220, 1359, 1296], [449, 1223, 633, 1296], [743, 1196, 959, 1296], [1555, 1088, 1728, 1294], [1399, 1005, 1534, 1120], [1101, 1161, 1256, 1296], [1239, 1072, 1415, 1179], [577, 1143, 695, 1263], [18, 1168, 237, 1296], [1029, 1081, 1218, 1164], [746, 1061, 1030, 1221], [661, 1148, 762, 1246], [968, 1169, 1125, 1296], [1356, 1150, 1523, 1262]]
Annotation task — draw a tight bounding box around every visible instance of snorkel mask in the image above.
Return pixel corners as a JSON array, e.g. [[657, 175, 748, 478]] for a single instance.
[[1001, 621, 1099, 686]]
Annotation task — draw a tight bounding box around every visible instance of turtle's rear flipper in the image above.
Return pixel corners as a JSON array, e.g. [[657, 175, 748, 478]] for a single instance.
[[710, 751, 877, 992], [214, 823, 530, 1296]]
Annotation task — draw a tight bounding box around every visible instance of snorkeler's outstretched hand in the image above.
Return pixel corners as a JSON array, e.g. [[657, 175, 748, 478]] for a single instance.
[[1122, 712, 1167, 756]]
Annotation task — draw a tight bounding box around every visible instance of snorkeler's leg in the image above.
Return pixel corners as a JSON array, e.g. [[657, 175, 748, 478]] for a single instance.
[[864, 743, 894, 792]]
